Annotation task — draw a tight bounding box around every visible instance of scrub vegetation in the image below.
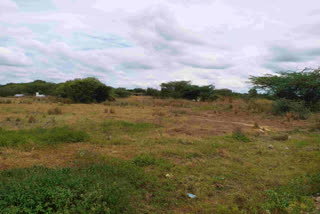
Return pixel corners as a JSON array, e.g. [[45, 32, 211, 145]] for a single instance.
[[0, 69, 319, 213]]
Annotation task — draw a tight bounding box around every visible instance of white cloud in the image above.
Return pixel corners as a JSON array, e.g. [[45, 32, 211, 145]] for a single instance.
[[0, 0, 319, 91]]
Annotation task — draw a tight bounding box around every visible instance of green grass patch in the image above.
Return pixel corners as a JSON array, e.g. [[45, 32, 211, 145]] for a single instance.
[[132, 154, 173, 170], [0, 127, 89, 148], [103, 120, 157, 134], [262, 173, 320, 213], [0, 158, 176, 213]]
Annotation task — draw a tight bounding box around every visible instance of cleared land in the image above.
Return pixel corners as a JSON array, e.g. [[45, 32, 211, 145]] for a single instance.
[[0, 96, 319, 213]]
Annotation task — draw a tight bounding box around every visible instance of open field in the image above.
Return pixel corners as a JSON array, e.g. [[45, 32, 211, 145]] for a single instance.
[[0, 96, 319, 213]]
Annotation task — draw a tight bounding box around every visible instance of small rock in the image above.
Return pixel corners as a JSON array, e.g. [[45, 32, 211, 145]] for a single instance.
[[165, 174, 171, 178], [285, 147, 289, 150], [268, 144, 274, 149]]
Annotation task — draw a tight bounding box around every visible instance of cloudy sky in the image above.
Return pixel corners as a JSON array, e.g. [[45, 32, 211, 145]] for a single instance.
[[0, 0, 319, 91]]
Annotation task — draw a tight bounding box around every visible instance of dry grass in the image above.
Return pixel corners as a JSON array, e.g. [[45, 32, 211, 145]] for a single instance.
[[0, 96, 319, 213]]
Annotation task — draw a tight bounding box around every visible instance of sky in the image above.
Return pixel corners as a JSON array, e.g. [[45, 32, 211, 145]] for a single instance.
[[0, 0, 319, 92]]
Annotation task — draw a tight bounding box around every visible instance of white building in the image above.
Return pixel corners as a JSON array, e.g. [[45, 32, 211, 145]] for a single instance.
[[36, 92, 45, 97]]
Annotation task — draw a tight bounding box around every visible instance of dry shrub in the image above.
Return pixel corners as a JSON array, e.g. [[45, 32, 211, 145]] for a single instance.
[[313, 117, 320, 130], [110, 108, 115, 114], [152, 111, 166, 117], [247, 99, 272, 113], [253, 121, 260, 129], [28, 116, 36, 123], [48, 107, 62, 115]]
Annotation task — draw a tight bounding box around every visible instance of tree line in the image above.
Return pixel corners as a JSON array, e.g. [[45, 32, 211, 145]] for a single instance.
[[0, 68, 319, 109]]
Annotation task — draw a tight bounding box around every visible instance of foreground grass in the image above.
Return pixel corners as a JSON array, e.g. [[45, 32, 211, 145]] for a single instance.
[[0, 127, 89, 148], [0, 156, 176, 214]]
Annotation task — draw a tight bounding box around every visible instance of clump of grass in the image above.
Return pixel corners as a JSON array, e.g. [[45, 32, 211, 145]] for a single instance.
[[262, 173, 320, 213], [0, 159, 174, 213], [0, 127, 89, 148], [28, 115, 36, 123], [231, 127, 250, 142], [0, 99, 12, 104], [103, 120, 156, 135], [253, 121, 260, 129], [132, 154, 173, 170], [48, 107, 62, 115]]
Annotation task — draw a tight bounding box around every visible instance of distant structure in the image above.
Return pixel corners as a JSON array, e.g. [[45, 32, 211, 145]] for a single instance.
[[36, 92, 45, 97], [14, 94, 24, 97]]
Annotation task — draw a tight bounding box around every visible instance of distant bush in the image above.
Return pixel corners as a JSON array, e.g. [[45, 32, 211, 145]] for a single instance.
[[160, 81, 216, 101], [114, 88, 131, 98], [146, 88, 160, 97], [0, 127, 89, 147], [272, 99, 310, 119], [55, 77, 112, 103]]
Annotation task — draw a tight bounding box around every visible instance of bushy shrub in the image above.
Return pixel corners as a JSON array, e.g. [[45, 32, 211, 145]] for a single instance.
[[55, 77, 112, 103], [114, 88, 131, 98], [272, 99, 310, 119]]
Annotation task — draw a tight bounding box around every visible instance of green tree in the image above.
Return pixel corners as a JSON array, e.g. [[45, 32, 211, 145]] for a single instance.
[[249, 69, 320, 107], [55, 77, 111, 103], [146, 88, 160, 97], [248, 88, 258, 98]]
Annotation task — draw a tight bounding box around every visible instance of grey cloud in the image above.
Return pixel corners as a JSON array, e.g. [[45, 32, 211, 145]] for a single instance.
[[269, 45, 320, 63], [0, 47, 32, 67]]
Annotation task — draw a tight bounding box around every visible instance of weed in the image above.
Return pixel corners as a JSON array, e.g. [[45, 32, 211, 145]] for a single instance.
[[231, 127, 250, 142], [28, 115, 36, 123], [48, 107, 62, 115]]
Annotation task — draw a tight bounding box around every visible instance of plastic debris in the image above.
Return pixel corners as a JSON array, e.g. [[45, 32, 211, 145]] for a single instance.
[[187, 193, 196, 199]]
